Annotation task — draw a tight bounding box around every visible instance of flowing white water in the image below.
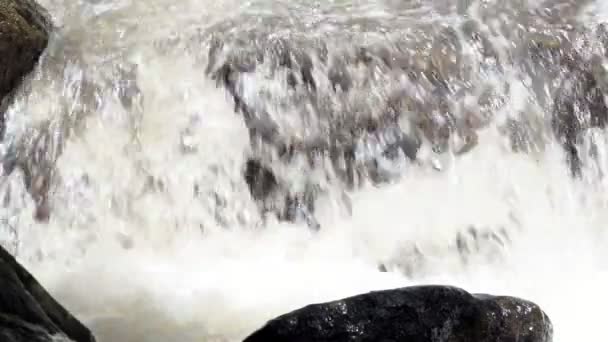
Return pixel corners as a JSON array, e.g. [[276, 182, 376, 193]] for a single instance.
[[1, 0, 608, 341]]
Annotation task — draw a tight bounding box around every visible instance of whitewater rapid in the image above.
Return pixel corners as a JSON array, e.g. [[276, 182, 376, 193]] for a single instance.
[[1, 0, 607, 341]]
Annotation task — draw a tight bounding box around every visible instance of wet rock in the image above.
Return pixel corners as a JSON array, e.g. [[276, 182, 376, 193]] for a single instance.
[[2, 124, 61, 223], [280, 185, 320, 230], [209, 20, 608, 223], [244, 285, 552, 342], [244, 159, 278, 202], [500, 117, 547, 154], [210, 39, 425, 216], [206, 30, 469, 178], [511, 26, 608, 175], [243, 158, 320, 229], [0, 244, 96, 342], [0, 313, 58, 342], [551, 57, 608, 176], [429, 27, 464, 85], [0, 0, 52, 136], [460, 19, 500, 67], [210, 35, 433, 224], [519, 30, 577, 107], [328, 58, 352, 93], [1, 37, 141, 223]]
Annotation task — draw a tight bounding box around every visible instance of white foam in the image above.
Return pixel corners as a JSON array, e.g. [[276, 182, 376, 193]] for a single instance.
[[2, 0, 608, 341]]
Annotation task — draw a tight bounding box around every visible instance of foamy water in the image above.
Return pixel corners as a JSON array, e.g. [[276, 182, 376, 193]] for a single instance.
[[1, 0, 608, 341]]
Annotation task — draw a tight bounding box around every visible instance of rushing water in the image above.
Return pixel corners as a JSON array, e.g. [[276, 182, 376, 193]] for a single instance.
[[1, 0, 608, 341]]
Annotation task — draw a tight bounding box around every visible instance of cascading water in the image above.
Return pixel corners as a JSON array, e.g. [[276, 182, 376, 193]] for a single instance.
[[1, 0, 607, 341]]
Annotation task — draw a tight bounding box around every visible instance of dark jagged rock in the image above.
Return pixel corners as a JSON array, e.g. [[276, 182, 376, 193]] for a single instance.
[[244, 285, 552, 342], [0, 0, 52, 137], [0, 244, 96, 342]]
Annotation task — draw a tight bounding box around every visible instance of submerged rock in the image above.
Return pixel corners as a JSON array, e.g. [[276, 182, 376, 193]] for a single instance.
[[0, 245, 96, 342], [244, 285, 552, 342], [551, 56, 608, 176], [0, 0, 52, 221], [207, 16, 608, 228], [0, 0, 52, 136], [243, 158, 320, 229]]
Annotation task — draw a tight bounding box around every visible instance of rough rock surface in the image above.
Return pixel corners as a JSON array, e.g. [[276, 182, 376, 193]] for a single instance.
[[0, 244, 96, 342], [244, 285, 553, 342], [0, 0, 51, 135]]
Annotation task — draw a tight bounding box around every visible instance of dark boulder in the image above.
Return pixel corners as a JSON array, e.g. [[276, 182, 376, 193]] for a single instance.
[[244, 285, 552, 342], [0, 0, 52, 136], [0, 244, 96, 342]]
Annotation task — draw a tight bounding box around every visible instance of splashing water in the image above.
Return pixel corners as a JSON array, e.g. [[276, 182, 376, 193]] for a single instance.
[[1, 0, 608, 341]]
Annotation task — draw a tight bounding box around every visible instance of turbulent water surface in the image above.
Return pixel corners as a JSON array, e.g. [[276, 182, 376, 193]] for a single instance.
[[1, 0, 608, 341]]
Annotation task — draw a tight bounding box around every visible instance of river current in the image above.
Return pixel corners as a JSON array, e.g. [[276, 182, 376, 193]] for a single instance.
[[1, 0, 607, 341]]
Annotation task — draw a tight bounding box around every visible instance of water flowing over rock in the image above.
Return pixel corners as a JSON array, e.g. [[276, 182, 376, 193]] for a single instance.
[[0, 0, 51, 136], [0, 244, 95, 342], [0, 0, 606, 340], [244, 285, 552, 342], [204, 12, 608, 229], [0, 0, 51, 222]]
